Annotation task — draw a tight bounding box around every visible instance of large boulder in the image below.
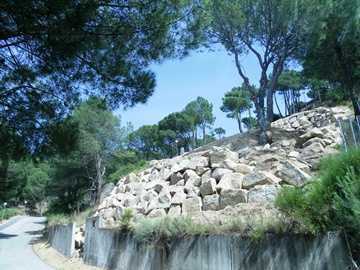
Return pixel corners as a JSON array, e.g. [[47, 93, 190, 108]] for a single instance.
[[216, 173, 244, 191], [199, 178, 217, 196], [219, 189, 247, 209], [277, 161, 311, 187], [124, 173, 139, 184], [209, 147, 238, 168], [296, 127, 324, 146], [242, 171, 281, 189], [182, 197, 202, 216], [247, 185, 280, 203], [202, 194, 219, 211]]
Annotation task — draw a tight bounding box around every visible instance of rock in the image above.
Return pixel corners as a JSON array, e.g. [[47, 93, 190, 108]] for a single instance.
[[99, 208, 115, 220], [144, 181, 159, 191], [178, 159, 190, 171], [123, 193, 140, 207], [148, 170, 159, 182], [182, 197, 202, 216], [209, 147, 238, 168], [199, 178, 217, 196], [154, 183, 168, 194], [147, 209, 166, 219], [186, 187, 201, 198], [184, 173, 201, 190], [247, 185, 280, 203], [124, 173, 138, 184], [203, 194, 219, 211], [242, 171, 281, 189], [212, 168, 233, 181], [296, 127, 324, 145], [100, 182, 115, 203], [170, 172, 183, 185], [171, 191, 187, 205], [223, 159, 253, 174], [303, 137, 326, 148], [195, 166, 211, 176], [288, 151, 299, 159], [168, 205, 181, 218], [216, 173, 244, 191], [278, 161, 311, 187], [157, 192, 171, 209], [219, 189, 247, 209], [107, 196, 120, 208]]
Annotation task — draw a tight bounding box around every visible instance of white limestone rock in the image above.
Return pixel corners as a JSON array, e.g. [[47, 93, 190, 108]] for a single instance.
[[202, 194, 219, 211], [182, 197, 202, 216], [216, 172, 244, 191], [171, 191, 187, 205], [247, 184, 280, 203], [157, 192, 171, 209], [212, 168, 233, 181], [124, 173, 138, 184], [278, 161, 311, 187], [167, 205, 181, 218], [242, 171, 281, 189], [219, 189, 247, 209], [147, 209, 167, 219], [209, 146, 238, 168], [223, 159, 253, 175], [199, 178, 217, 197]]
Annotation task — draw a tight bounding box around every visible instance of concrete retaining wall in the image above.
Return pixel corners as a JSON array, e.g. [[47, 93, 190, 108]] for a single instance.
[[83, 217, 351, 270], [47, 222, 75, 257]]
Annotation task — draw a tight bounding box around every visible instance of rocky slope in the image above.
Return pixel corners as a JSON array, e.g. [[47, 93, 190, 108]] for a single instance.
[[89, 106, 351, 233]]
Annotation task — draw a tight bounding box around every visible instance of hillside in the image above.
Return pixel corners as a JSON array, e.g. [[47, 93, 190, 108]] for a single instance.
[[91, 105, 351, 231]]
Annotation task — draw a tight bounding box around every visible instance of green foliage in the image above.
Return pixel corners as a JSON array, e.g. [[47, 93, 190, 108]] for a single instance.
[[214, 127, 226, 139], [126, 125, 161, 160], [300, 0, 360, 115], [183, 96, 216, 145], [47, 207, 96, 227], [275, 147, 360, 258], [48, 98, 129, 209], [275, 70, 307, 116], [158, 111, 195, 156], [206, 0, 328, 143], [1, 207, 20, 221], [47, 214, 73, 227], [120, 209, 134, 231], [221, 85, 253, 133], [1, 0, 204, 155]]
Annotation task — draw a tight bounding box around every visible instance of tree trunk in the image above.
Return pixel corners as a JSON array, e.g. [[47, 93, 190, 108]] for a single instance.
[[237, 113, 243, 133], [95, 154, 105, 205], [202, 125, 206, 144]]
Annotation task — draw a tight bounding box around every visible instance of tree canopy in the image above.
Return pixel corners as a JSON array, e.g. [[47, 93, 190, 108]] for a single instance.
[[299, 0, 360, 116], [221, 86, 253, 133], [0, 0, 204, 154], [204, 0, 329, 144]]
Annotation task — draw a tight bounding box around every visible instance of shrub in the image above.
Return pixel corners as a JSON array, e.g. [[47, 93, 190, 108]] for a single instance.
[[275, 147, 360, 260], [1, 207, 19, 221], [120, 209, 133, 230]]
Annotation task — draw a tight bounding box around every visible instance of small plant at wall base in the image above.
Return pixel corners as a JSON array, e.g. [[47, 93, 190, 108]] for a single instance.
[[120, 209, 134, 231], [275, 147, 360, 263]]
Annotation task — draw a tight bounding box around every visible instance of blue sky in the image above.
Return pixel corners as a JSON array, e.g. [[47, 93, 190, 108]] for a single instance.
[[117, 49, 266, 137]]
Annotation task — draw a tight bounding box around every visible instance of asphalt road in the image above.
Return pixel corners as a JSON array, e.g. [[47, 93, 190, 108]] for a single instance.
[[0, 216, 55, 270]]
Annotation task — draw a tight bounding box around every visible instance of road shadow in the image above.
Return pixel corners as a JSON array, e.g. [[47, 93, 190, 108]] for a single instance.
[[25, 229, 44, 236], [0, 232, 18, 239]]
